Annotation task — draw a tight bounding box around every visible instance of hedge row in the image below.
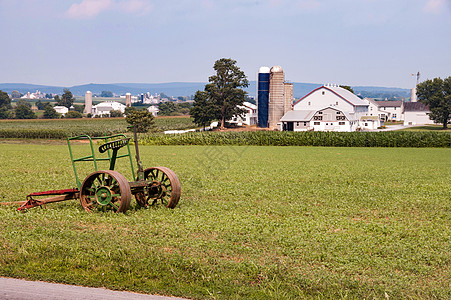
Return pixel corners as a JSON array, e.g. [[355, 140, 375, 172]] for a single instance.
[[140, 131, 451, 148]]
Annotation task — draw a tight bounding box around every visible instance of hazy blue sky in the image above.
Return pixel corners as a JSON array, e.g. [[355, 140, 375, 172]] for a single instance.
[[1, 0, 450, 88]]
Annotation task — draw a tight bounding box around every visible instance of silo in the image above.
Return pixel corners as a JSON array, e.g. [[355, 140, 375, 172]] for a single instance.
[[410, 88, 417, 102], [268, 66, 285, 129], [84, 91, 92, 114], [257, 66, 270, 128], [284, 82, 293, 114], [125, 93, 132, 107]]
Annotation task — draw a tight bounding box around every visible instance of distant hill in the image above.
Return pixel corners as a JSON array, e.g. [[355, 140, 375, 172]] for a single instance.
[[0, 82, 410, 100]]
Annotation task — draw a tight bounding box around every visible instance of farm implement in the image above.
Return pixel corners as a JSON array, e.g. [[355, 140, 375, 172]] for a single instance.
[[10, 126, 180, 213]]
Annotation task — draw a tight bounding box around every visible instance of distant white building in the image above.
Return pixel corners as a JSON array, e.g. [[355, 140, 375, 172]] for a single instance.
[[403, 102, 432, 126], [147, 105, 159, 116], [228, 102, 257, 126], [53, 106, 69, 116], [92, 101, 126, 117]]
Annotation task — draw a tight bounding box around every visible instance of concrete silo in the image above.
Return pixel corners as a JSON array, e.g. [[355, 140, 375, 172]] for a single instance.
[[84, 91, 92, 114], [125, 93, 132, 107], [284, 82, 293, 114], [257, 66, 270, 128], [268, 66, 285, 129]]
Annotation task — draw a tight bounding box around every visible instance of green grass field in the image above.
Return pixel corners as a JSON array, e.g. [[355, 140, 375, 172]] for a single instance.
[[0, 144, 450, 299]]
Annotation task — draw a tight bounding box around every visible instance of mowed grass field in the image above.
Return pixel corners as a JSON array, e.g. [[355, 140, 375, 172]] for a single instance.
[[0, 144, 449, 299]]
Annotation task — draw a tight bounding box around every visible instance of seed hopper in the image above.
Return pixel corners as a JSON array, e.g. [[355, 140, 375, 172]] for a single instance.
[[15, 126, 181, 212]]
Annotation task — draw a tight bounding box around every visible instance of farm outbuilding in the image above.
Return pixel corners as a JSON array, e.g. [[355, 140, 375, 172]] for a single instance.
[[403, 102, 432, 126]]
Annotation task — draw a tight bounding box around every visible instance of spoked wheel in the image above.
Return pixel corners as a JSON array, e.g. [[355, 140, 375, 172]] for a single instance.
[[137, 167, 181, 208], [80, 170, 131, 213]]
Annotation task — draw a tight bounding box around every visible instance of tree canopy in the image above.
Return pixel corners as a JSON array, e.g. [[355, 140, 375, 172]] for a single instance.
[[190, 90, 218, 129], [417, 76, 451, 129], [125, 109, 155, 133], [43, 105, 59, 119], [101, 91, 113, 97], [15, 104, 36, 119], [0, 90, 12, 119], [57, 89, 74, 108], [192, 58, 248, 129]]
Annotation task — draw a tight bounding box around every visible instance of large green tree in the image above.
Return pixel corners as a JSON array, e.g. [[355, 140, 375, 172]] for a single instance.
[[205, 58, 249, 129], [57, 89, 74, 108], [0, 90, 13, 119], [416, 76, 451, 129], [190, 90, 218, 130]]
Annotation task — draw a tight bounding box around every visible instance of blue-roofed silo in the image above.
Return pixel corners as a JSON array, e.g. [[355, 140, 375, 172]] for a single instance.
[[257, 66, 270, 128]]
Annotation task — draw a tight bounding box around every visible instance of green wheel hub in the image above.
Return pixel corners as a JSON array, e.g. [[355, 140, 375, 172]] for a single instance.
[[95, 187, 113, 206]]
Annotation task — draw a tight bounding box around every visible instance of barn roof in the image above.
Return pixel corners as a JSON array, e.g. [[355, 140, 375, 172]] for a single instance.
[[403, 102, 430, 112], [293, 85, 368, 107]]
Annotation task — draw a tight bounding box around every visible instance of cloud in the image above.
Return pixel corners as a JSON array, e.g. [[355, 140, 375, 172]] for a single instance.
[[66, 0, 113, 19], [66, 0, 152, 19], [423, 0, 447, 13]]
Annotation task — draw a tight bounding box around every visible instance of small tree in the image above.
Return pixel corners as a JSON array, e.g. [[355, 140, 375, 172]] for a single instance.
[[58, 89, 74, 108], [340, 85, 355, 94], [125, 109, 155, 133], [101, 91, 113, 97], [417, 76, 451, 129], [43, 105, 59, 119], [206, 58, 249, 129], [158, 102, 177, 116], [15, 104, 36, 119], [190, 90, 218, 130], [0, 90, 13, 119], [109, 110, 123, 117], [65, 111, 83, 118]]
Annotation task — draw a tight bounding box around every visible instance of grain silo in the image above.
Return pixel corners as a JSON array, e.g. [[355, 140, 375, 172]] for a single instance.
[[284, 82, 293, 114], [84, 91, 92, 114], [125, 93, 132, 107], [257, 66, 270, 128], [268, 66, 285, 129]]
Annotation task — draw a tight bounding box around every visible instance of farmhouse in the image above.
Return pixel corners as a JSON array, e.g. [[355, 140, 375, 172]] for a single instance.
[[403, 102, 432, 126], [367, 100, 403, 122], [229, 102, 258, 126], [92, 101, 126, 117], [280, 85, 369, 131]]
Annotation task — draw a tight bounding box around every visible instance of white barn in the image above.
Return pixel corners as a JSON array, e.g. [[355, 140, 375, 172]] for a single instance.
[[280, 85, 370, 131], [403, 102, 432, 126], [92, 101, 126, 117], [53, 106, 69, 116]]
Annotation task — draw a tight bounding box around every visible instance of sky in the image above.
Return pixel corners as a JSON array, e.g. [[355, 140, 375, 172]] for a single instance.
[[0, 0, 450, 89]]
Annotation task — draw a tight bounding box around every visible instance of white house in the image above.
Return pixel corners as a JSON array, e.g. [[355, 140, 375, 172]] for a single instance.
[[53, 106, 69, 116], [229, 102, 257, 126], [281, 85, 369, 131], [403, 102, 432, 126], [92, 101, 126, 117], [370, 100, 403, 122], [147, 105, 159, 116]]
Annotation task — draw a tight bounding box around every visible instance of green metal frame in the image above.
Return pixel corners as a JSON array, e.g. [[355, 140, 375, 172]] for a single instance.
[[67, 134, 135, 189]]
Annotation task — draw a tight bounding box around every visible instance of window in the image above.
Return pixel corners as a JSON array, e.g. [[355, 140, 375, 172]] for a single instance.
[[365, 123, 368, 126], [304, 122, 307, 126], [336, 116, 345, 121], [322, 91, 325, 95], [308, 102, 311, 105], [336, 102, 338, 105], [314, 122, 320, 125], [314, 116, 323, 120], [319, 111, 323, 114], [393, 114, 397, 118], [296, 122, 299, 126], [339, 122, 345, 125], [336, 111, 340, 114]]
